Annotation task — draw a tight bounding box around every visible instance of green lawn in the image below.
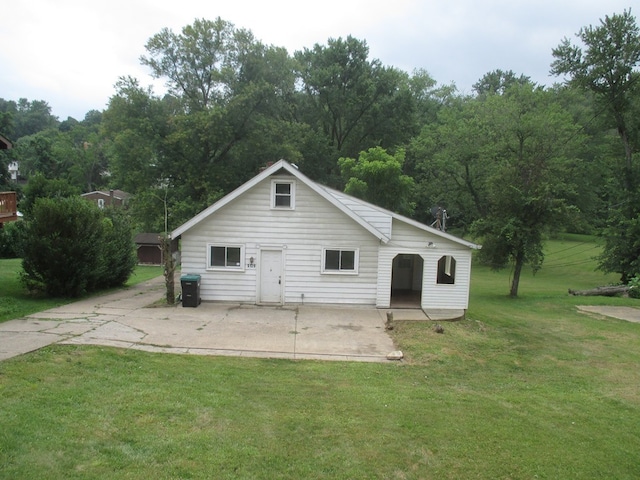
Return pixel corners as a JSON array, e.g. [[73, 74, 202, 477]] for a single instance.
[[0, 259, 162, 323], [1, 236, 639, 479]]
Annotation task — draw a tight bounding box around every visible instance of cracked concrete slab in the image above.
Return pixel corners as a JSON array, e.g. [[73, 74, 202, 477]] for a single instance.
[[1, 275, 451, 363]]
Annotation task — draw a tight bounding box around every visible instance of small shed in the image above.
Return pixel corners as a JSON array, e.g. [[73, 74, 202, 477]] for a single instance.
[[134, 233, 178, 265], [135, 233, 163, 265]]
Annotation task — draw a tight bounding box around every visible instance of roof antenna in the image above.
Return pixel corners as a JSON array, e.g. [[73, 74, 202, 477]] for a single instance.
[[430, 206, 448, 232]]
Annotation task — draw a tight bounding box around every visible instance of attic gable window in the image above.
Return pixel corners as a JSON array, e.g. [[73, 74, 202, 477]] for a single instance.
[[322, 248, 358, 274], [271, 180, 295, 209], [207, 244, 244, 271]]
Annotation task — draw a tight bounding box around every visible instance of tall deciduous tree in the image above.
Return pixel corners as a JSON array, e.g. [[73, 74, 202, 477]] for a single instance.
[[551, 9, 640, 282], [295, 36, 408, 159], [140, 18, 298, 209], [13, 99, 58, 139], [409, 96, 494, 229], [470, 85, 582, 297], [102, 76, 170, 195]]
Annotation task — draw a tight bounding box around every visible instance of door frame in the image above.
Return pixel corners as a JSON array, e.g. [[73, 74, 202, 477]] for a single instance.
[[257, 246, 284, 305], [390, 253, 424, 308]]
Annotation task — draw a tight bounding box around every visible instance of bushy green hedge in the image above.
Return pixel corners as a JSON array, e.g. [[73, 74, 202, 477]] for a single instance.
[[20, 197, 136, 297], [0, 221, 26, 258]]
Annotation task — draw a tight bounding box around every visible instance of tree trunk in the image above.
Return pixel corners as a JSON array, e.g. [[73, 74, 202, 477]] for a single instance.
[[160, 235, 175, 305], [510, 252, 524, 298]]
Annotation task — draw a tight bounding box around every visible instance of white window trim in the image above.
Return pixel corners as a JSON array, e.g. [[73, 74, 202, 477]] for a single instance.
[[321, 247, 359, 275], [271, 179, 296, 210], [206, 243, 245, 271]]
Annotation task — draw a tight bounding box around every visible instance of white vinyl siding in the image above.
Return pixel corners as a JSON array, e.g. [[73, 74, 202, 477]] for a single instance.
[[180, 177, 379, 305], [376, 219, 473, 309]]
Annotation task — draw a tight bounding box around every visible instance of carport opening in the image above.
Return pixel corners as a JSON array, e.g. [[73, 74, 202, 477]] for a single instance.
[[391, 254, 423, 308]]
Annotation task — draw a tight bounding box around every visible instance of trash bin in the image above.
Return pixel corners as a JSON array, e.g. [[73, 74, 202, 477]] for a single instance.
[[181, 274, 201, 307]]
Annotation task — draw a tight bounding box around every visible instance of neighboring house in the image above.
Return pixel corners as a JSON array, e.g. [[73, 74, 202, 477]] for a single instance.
[[135, 233, 178, 265], [171, 160, 481, 311], [8, 161, 18, 181], [81, 189, 131, 209]]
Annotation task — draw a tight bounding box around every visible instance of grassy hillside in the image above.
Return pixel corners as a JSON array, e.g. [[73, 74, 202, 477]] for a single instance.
[[1, 236, 638, 479]]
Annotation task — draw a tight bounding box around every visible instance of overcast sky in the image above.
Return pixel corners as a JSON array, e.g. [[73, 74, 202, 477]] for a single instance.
[[0, 0, 634, 121]]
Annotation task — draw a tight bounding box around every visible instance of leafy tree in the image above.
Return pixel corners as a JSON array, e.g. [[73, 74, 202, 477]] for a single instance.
[[407, 69, 458, 128], [409, 95, 494, 229], [141, 17, 246, 112], [338, 146, 415, 216], [14, 129, 64, 179], [0, 98, 16, 139], [551, 9, 640, 282], [139, 18, 298, 212], [97, 207, 137, 288], [0, 220, 26, 258], [473, 69, 532, 96], [468, 85, 582, 297], [19, 173, 80, 217], [102, 77, 171, 195], [0, 149, 13, 188], [13, 99, 58, 139], [295, 36, 407, 159]]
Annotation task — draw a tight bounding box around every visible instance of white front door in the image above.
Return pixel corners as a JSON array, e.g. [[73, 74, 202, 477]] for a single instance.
[[259, 249, 282, 304]]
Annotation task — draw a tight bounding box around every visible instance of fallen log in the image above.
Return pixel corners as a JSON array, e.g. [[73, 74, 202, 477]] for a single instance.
[[568, 285, 630, 297]]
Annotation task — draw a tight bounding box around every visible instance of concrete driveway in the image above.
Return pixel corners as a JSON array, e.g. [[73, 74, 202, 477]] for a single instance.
[[0, 277, 405, 362]]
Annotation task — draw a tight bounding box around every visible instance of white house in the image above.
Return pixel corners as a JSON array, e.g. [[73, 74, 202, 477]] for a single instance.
[[8, 161, 19, 181], [171, 160, 480, 312]]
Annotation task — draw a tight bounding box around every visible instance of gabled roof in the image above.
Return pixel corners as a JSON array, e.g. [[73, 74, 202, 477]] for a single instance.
[[171, 159, 480, 250], [81, 189, 131, 200], [323, 186, 480, 249], [135, 233, 162, 245], [172, 160, 390, 242]]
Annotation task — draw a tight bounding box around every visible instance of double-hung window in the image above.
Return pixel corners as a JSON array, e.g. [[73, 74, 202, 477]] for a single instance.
[[271, 180, 295, 209], [322, 248, 358, 274], [207, 244, 244, 270]]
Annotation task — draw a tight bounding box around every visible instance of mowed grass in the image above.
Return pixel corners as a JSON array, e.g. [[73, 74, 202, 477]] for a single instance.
[[0, 259, 162, 323], [1, 235, 639, 479]]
